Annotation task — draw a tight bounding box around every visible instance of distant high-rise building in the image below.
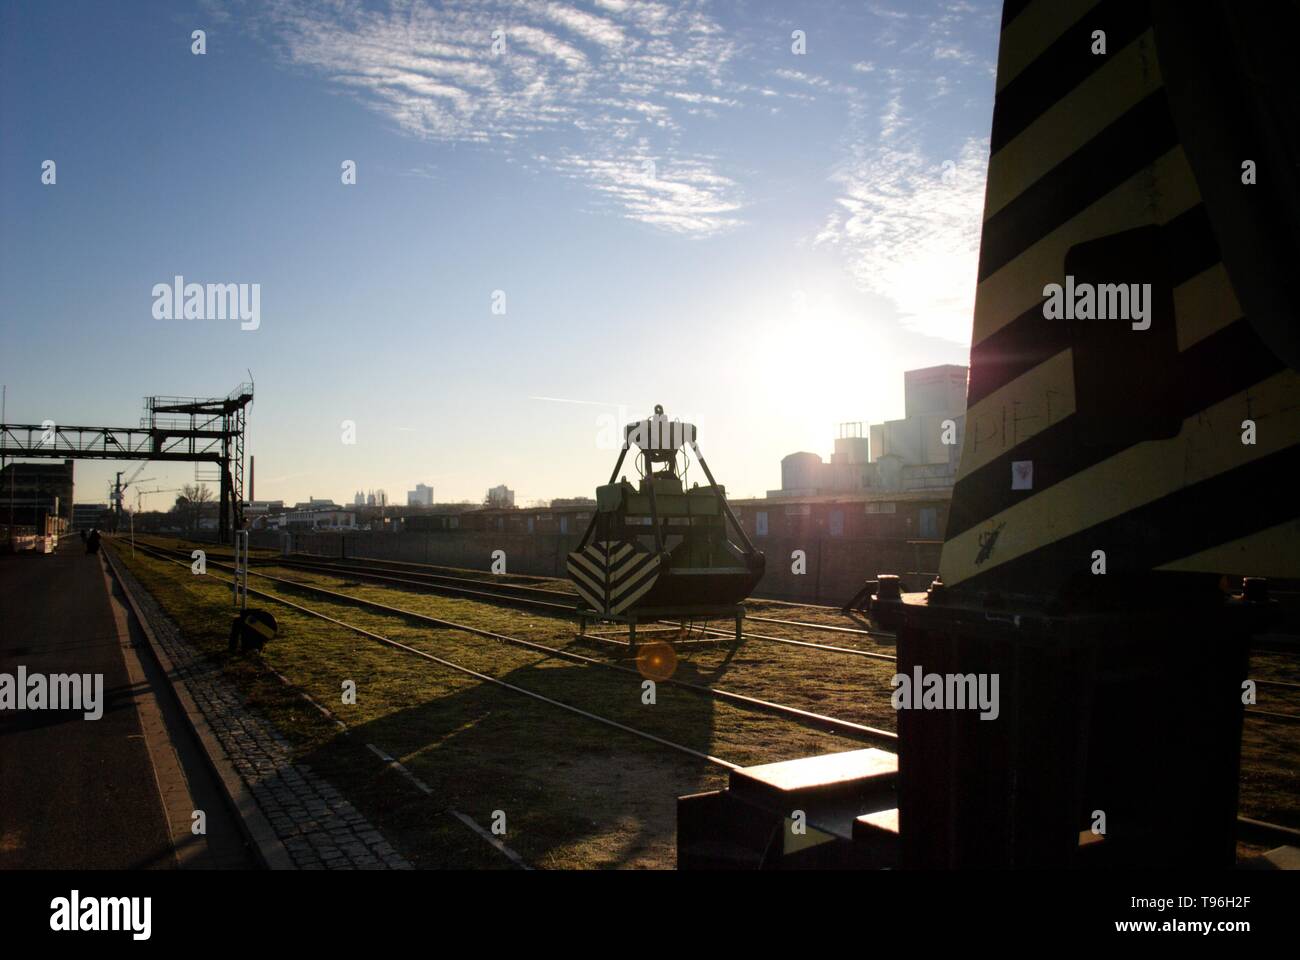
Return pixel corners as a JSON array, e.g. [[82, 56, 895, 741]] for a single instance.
[[485, 484, 515, 508], [407, 483, 434, 506], [772, 364, 969, 497], [354, 490, 365, 507], [366, 490, 376, 507], [869, 365, 968, 468]]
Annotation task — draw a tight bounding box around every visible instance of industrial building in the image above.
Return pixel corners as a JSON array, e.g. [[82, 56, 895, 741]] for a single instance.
[[729, 491, 947, 543], [773, 364, 967, 498], [0, 459, 75, 525], [276, 507, 358, 531], [72, 502, 111, 531], [288, 367, 966, 601]]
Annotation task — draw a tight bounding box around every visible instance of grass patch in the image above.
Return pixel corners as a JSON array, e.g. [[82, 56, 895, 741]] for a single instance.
[[112, 541, 869, 869], [124, 535, 1300, 862]]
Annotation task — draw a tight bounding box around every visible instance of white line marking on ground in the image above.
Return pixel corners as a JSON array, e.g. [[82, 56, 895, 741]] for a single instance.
[[365, 744, 532, 869]]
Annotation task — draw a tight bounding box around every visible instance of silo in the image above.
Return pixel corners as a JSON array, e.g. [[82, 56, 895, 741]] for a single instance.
[[781, 452, 823, 492]]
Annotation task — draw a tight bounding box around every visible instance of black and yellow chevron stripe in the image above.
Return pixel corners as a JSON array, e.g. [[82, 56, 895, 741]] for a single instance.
[[940, 0, 1300, 594], [566, 541, 662, 616]]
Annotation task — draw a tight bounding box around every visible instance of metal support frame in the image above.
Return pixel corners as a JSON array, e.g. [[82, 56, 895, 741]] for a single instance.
[[232, 529, 249, 611], [575, 445, 628, 552], [575, 603, 746, 653], [0, 383, 252, 544], [577, 433, 757, 560], [573, 409, 762, 652], [689, 440, 758, 556]]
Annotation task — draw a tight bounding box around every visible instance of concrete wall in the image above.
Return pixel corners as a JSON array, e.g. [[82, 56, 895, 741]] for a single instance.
[[752, 536, 941, 603], [273, 530, 585, 579], [263, 530, 942, 606]]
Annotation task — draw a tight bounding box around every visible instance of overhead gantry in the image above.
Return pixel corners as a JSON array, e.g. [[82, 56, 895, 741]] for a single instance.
[[0, 383, 253, 543]]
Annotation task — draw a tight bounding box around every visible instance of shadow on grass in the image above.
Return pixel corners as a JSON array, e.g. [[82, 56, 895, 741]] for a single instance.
[[294, 653, 723, 869]]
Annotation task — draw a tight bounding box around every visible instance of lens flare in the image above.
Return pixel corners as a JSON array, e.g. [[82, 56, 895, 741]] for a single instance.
[[636, 640, 678, 682]]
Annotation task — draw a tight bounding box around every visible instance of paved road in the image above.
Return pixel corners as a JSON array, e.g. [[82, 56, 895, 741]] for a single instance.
[[0, 539, 254, 869]]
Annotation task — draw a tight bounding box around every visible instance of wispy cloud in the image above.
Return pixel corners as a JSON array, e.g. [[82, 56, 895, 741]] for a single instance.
[[239, 0, 998, 326], [255, 0, 745, 234], [799, 0, 996, 344], [547, 148, 743, 235], [816, 136, 988, 343]]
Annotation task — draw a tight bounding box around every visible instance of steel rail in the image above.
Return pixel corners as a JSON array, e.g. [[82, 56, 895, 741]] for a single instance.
[[126, 542, 739, 769], [130, 541, 898, 745], [273, 555, 902, 662], [121, 539, 1300, 853]]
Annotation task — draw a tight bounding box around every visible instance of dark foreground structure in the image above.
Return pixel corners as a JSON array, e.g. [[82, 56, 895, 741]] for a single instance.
[[680, 0, 1300, 868]]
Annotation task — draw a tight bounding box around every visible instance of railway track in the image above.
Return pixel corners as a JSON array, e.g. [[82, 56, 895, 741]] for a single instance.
[[250, 555, 1300, 695], [270, 555, 582, 611], [260, 553, 903, 659], [132, 537, 1300, 715], [128, 541, 878, 649], [125, 541, 739, 773], [119, 539, 1300, 853], [305, 554, 900, 635], [129, 535, 1300, 723], [157, 543, 896, 639], [128, 540, 898, 746]]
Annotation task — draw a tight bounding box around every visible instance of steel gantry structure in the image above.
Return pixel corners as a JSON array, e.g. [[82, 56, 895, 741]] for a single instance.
[[0, 383, 253, 543]]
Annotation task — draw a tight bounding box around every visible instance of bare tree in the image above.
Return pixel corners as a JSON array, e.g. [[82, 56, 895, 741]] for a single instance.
[[174, 483, 215, 534]]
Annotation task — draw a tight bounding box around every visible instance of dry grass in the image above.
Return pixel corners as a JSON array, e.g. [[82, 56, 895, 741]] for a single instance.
[[236, 562, 905, 735], [121, 535, 1300, 866], [1238, 648, 1300, 828], [112, 540, 868, 869]]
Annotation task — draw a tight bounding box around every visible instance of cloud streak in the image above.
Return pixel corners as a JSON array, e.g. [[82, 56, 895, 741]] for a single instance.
[[805, 1, 997, 344], [816, 136, 988, 343], [246, 0, 998, 319], [260, 0, 745, 234]]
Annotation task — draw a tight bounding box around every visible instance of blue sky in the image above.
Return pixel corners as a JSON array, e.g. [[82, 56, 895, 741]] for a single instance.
[[1, 0, 999, 507]]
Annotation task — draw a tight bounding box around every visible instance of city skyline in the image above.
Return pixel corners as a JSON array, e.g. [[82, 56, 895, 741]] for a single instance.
[[2, 0, 996, 504], [6, 358, 965, 513]]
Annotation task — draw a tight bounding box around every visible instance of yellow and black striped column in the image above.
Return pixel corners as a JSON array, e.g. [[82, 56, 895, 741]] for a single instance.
[[940, 0, 1300, 598]]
